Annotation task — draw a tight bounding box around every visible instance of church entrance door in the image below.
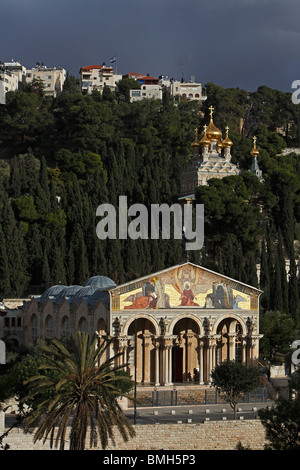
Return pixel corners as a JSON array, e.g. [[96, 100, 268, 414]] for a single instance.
[[172, 346, 183, 382]]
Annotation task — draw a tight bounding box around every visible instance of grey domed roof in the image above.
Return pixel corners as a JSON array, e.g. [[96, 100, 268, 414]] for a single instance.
[[39, 285, 66, 304], [83, 276, 116, 289], [54, 285, 82, 305], [70, 285, 100, 306], [37, 275, 115, 308]]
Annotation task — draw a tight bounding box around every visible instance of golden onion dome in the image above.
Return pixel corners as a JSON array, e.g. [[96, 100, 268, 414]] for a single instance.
[[222, 126, 233, 148], [200, 131, 211, 147], [217, 139, 223, 150], [250, 136, 259, 156], [191, 127, 200, 148], [206, 105, 222, 141]]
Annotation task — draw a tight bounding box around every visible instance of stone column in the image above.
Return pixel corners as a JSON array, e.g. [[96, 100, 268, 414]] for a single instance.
[[211, 338, 217, 371], [163, 344, 168, 385], [154, 341, 160, 386], [185, 333, 194, 381], [0, 410, 4, 434], [143, 334, 152, 383], [197, 340, 204, 384], [168, 345, 173, 385], [228, 333, 236, 361], [160, 337, 174, 386], [241, 337, 247, 364], [250, 335, 263, 366]]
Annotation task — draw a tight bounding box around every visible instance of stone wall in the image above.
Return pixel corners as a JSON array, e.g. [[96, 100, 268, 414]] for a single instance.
[[1, 420, 268, 450]]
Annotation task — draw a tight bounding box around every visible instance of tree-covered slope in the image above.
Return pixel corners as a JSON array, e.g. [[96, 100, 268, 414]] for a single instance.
[[0, 78, 299, 324]]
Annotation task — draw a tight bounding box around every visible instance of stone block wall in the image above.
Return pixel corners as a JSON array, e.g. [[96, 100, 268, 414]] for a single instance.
[[1, 420, 268, 450]]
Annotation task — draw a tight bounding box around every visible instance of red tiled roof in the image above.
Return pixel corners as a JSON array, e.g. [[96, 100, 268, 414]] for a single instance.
[[80, 65, 103, 71]]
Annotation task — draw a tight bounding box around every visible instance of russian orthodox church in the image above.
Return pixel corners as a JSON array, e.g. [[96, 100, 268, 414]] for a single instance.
[[179, 106, 240, 199], [22, 262, 263, 387], [179, 106, 263, 200]]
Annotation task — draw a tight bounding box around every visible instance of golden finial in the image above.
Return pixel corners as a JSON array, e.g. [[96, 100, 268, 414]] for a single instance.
[[209, 105, 214, 120], [251, 136, 259, 156], [191, 127, 200, 148], [223, 125, 233, 148]]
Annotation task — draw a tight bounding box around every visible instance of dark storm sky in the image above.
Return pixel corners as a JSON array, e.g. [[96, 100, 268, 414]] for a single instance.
[[1, 0, 300, 92]]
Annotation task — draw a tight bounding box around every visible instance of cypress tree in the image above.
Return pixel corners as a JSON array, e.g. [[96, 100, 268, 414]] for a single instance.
[[0, 226, 11, 297], [277, 231, 289, 313], [2, 199, 29, 296], [280, 184, 295, 258], [260, 239, 270, 310], [42, 248, 51, 287], [271, 248, 283, 312], [288, 250, 299, 323]]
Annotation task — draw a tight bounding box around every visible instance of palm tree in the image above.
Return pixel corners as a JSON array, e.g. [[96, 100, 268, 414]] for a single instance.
[[22, 331, 135, 450]]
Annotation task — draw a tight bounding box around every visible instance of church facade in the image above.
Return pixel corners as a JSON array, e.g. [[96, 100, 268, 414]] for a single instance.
[[22, 262, 262, 386]]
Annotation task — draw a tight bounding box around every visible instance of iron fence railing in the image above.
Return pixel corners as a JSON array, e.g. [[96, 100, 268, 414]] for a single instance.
[[130, 386, 269, 408]]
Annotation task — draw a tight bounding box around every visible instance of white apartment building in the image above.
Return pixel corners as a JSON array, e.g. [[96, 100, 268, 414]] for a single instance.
[[160, 76, 207, 103], [79, 64, 122, 94], [2, 61, 66, 97], [25, 63, 66, 97], [130, 84, 163, 102], [0, 66, 19, 104], [170, 80, 207, 103], [3, 61, 26, 85]]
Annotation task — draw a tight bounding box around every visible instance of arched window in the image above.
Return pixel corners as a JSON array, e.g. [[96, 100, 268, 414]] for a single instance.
[[45, 315, 54, 339], [78, 317, 88, 333], [31, 314, 38, 342], [61, 316, 70, 338]]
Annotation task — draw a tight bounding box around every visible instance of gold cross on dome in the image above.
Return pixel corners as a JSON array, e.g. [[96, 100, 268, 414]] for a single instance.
[[194, 128, 198, 137], [203, 124, 207, 132], [225, 126, 229, 135], [209, 105, 214, 119], [253, 136, 257, 146]]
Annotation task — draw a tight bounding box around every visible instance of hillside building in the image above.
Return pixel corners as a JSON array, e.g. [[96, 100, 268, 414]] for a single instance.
[[79, 64, 122, 95], [123, 72, 163, 102], [1, 61, 66, 97], [0, 66, 19, 104], [25, 63, 66, 97], [179, 106, 240, 199], [1, 262, 262, 386]]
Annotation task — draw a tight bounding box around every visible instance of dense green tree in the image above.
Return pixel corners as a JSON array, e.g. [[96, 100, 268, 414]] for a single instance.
[[0, 78, 299, 329], [22, 331, 135, 450], [259, 311, 295, 361], [211, 360, 260, 419]]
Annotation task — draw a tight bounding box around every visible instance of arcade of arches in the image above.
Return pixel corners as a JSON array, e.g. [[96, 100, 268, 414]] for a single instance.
[[111, 314, 260, 386]]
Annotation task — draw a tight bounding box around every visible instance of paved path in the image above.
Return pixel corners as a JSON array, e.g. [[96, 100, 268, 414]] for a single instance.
[[124, 401, 274, 425]]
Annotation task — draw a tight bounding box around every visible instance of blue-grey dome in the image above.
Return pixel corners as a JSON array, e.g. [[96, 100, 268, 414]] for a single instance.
[[83, 276, 116, 289], [39, 285, 66, 304], [54, 285, 82, 305], [70, 285, 100, 306]]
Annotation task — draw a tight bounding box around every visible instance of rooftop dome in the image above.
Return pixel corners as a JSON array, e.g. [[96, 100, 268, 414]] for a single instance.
[[250, 136, 259, 157], [70, 285, 102, 306], [222, 126, 233, 148], [39, 285, 66, 304], [83, 276, 116, 289], [54, 285, 82, 305], [206, 106, 222, 142]]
